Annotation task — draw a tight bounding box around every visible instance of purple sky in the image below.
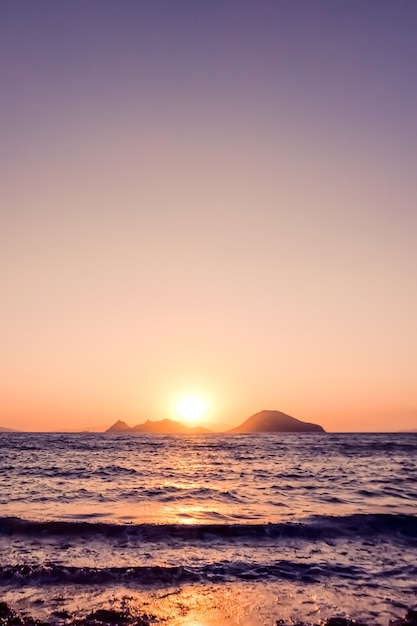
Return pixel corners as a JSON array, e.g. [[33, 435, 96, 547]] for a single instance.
[[1, 1, 416, 431]]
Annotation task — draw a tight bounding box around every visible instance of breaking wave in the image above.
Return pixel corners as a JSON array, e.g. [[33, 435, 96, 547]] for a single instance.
[[1, 513, 416, 544]]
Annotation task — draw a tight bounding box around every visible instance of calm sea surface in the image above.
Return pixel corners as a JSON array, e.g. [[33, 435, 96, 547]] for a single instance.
[[1, 432, 416, 624]]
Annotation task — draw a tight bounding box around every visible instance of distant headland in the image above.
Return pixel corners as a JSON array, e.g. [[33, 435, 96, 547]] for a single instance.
[[106, 410, 325, 434], [106, 419, 210, 435], [228, 410, 325, 433]]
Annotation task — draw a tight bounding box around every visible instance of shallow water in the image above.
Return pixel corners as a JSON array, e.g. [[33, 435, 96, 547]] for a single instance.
[[1, 432, 416, 624]]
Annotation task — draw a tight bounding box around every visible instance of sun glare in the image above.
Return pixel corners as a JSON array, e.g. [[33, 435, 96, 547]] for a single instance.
[[177, 396, 206, 423]]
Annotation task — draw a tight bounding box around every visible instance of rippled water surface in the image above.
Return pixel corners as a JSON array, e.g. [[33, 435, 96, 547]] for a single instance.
[[1, 432, 416, 624], [2, 432, 416, 523]]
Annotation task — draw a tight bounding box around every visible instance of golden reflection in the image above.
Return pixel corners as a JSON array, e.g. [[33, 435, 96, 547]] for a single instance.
[[163, 503, 236, 525]]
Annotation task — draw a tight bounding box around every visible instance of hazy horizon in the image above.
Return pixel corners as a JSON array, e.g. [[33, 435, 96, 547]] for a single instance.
[[2, 412, 417, 434], [1, 1, 416, 433]]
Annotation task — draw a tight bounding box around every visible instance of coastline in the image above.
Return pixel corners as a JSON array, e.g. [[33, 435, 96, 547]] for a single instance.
[[1, 596, 416, 626], [1, 581, 416, 626]]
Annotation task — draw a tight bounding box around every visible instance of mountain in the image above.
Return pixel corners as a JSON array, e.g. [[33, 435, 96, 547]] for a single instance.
[[105, 418, 211, 434], [106, 420, 132, 433], [229, 410, 325, 433], [131, 419, 210, 434], [105, 411, 324, 435], [0, 426, 18, 432]]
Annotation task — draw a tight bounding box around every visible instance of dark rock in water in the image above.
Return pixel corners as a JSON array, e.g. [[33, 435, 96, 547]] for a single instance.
[[275, 617, 417, 626], [230, 410, 325, 433], [51, 610, 71, 619], [390, 610, 417, 626], [82, 609, 152, 626], [0, 602, 22, 625], [326, 619, 367, 626], [327, 619, 352, 626], [407, 610, 417, 624], [0, 603, 153, 626], [86, 609, 130, 624]]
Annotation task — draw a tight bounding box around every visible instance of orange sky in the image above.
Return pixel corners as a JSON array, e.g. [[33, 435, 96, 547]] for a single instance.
[[1, 3, 416, 433]]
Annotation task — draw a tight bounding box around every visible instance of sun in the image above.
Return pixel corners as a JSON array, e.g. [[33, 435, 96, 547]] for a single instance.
[[177, 396, 206, 423]]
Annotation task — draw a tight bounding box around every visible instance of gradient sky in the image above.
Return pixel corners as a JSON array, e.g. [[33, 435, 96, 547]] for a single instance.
[[1, 1, 416, 432]]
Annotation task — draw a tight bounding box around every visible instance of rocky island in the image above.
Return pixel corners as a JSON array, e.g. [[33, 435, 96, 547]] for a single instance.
[[228, 410, 325, 433], [106, 418, 211, 434], [106, 410, 325, 434]]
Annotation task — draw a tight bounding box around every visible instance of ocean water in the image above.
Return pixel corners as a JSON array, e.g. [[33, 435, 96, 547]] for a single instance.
[[1, 432, 416, 625]]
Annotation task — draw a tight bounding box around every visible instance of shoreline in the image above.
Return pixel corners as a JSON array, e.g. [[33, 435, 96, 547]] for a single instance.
[[1, 582, 416, 626], [1, 601, 417, 626]]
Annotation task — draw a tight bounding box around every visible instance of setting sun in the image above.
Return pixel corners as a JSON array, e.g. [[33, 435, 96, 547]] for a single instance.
[[177, 396, 206, 423]]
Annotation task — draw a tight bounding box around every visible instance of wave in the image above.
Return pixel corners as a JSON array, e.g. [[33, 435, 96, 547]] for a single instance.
[[1, 559, 416, 587], [1, 513, 416, 544]]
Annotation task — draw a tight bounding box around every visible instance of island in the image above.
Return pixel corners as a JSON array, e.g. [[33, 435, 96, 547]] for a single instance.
[[228, 410, 325, 433], [106, 410, 325, 434], [106, 418, 211, 434]]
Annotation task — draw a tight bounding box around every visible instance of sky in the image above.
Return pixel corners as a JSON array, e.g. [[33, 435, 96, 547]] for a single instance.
[[1, 1, 416, 432]]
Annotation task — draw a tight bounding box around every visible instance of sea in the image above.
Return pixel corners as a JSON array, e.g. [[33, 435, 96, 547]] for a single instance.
[[0, 432, 416, 625]]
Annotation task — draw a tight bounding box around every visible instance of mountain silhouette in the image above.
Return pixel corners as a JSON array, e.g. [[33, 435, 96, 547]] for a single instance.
[[106, 420, 131, 433], [105, 410, 324, 435], [228, 410, 325, 433], [106, 418, 211, 434]]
